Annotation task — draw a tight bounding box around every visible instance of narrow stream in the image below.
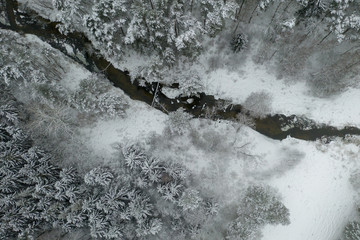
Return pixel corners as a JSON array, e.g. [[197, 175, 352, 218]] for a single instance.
[[2, 0, 360, 141]]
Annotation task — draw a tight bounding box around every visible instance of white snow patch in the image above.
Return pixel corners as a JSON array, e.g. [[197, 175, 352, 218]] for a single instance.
[[23, 33, 90, 91], [162, 86, 184, 99], [18, 0, 58, 21], [201, 59, 360, 128], [61, 62, 90, 91], [81, 102, 167, 159], [64, 43, 74, 56], [258, 138, 358, 240], [183, 120, 359, 240]]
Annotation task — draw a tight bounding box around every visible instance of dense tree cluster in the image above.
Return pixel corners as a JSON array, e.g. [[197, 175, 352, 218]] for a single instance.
[[0, 88, 288, 239], [48, 0, 360, 98], [120, 143, 220, 239], [0, 30, 128, 124], [0, 87, 224, 239], [53, 0, 237, 63], [226, 185, 290, 240], [73, 75, 128, 118], [51, 0, 360, 53], [0, 90, 73, 239]]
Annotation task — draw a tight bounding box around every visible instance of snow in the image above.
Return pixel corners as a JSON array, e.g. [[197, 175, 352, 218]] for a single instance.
[[200, 57, 360, 128], [24, 33, 90, 91], [77, 98, 358, 240], [64, 43, 74, 56], [139, 115, 359, 240], [61, 61, 90, 91], [18, 0, 58, 22], [252, 135, 359, 240], [80, 101, 167, 159], [213, 126, 359, 240]]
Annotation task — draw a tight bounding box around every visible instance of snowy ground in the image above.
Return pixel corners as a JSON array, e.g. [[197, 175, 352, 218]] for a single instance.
[[200, 58, 360, 129], [82, 110, 359, 240], [116, 41, 360, 129], [258, 136, 359, 240], [80, 101, 167, 160]]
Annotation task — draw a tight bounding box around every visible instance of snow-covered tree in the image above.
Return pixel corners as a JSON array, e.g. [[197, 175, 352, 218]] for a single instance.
[[231, 33, 248, 52], [178, 189, 202, 211], [0, 100, 72, 238], [73, 75, 128, 118], [327, 0, 360, 42], [343, 221, 360, 240], [167, 107, 192, 135], [226, 185, 290, 240], [297, 0, 327, 19], [260, 0, 275, 11], [84, 167, 114, 186], [199, 0, 237, 36], [84, 0, 128, 56], [27, 103, 76, 139], [53, 0, 83, 34]]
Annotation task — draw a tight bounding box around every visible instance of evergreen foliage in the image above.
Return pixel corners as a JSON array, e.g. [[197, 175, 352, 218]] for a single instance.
[[343, 221, 360, 240], [226, 185, 290, 240], [230, 33, 248, 53], [0, 90, 221, 239]]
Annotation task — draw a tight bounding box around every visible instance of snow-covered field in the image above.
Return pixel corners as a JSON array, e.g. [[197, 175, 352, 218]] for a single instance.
[[81, 101, 167, 159], [259, 136, 359, 240], [200, 58, 360, 129]]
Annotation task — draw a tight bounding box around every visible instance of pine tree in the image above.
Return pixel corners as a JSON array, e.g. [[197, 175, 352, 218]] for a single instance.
[[226, 185, 290, 240], [344, 221, 360, 240], [231, 33, 248, 53], [167, 108, 192, 135], [52, 0, 82, 34], [84, 167, 114, 186]]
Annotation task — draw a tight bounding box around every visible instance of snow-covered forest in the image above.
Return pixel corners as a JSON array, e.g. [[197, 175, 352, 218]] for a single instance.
[[1, 0, 360, 239]]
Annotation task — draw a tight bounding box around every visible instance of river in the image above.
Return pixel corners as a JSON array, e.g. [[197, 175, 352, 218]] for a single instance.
[[2, 0, 360, 141]]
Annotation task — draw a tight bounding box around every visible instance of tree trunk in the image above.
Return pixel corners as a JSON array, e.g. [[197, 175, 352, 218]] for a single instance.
[[174, 20, 178, 37], [343, 58, 360, 71], [291, 14, 327, 51], [151, 82, 160, 107], [237, 0, 246, 20], [268, 50, 277, 61], [270, 2, 282, 25], [233, 0, 246, 34], [248, 3, 258, 24], [341, 45, 360, 56], [5, 0, 17, 29], [149, 0, 154, 10], [317, 31, 332, 45], [143, 16, 151, 36], [233, 20, 240, 34], [281, 0, 292, 16]]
